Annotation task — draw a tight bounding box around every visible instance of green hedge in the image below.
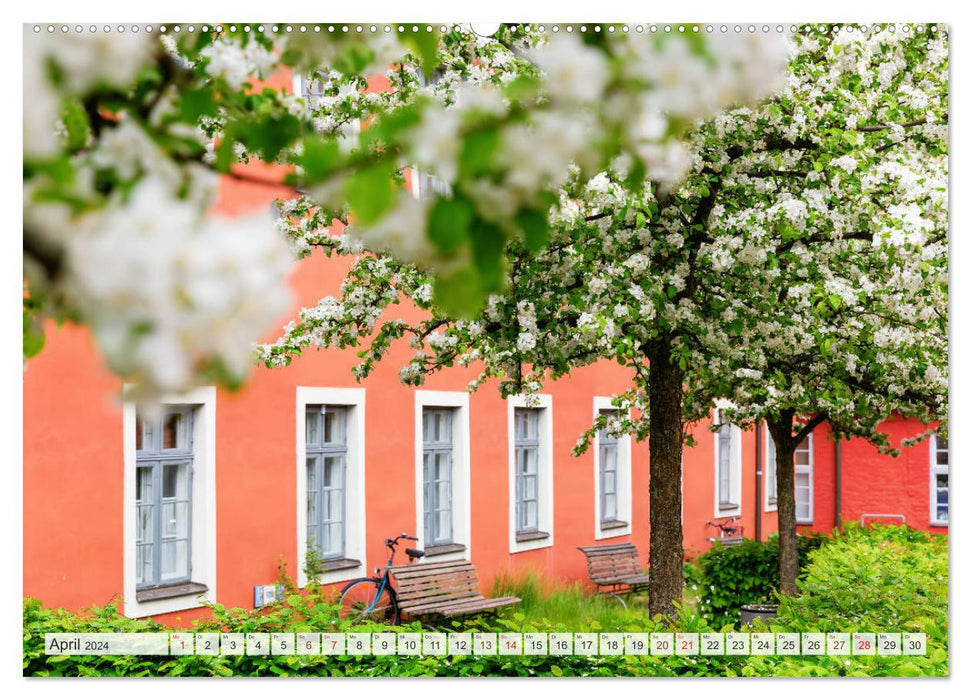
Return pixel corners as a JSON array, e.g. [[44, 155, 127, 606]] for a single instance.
[[684, 532, 828, 628], [24, 525, 946, 677]]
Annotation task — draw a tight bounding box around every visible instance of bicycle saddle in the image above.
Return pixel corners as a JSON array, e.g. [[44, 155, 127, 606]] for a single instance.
[[405, 547, 425, 560]]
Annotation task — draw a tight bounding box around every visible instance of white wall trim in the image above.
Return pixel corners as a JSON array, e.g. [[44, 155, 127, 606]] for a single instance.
[[414, 391, 472, 563], [296, 387, 367, 588], [507, 394, 554, 553], [123, 386, 217, 618], [713, 408, 743, 519], [592, 397, 632, 540]]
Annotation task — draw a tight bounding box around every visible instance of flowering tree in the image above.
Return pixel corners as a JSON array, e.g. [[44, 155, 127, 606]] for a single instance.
[[23, 23, 783, 404], [260, 24, 947, 616], [689, 26, 948, 596]]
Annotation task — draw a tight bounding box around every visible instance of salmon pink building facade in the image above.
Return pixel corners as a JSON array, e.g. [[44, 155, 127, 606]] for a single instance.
[[22, 71, 948, 627]]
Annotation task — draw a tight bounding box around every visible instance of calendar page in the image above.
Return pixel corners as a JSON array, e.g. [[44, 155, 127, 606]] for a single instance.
[[20, 4, 949, 683]]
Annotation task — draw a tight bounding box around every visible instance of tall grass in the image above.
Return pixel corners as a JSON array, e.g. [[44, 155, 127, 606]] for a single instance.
[[488, 568, 653, 631]]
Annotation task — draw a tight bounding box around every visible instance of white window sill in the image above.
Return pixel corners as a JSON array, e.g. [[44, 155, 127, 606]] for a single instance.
[[930, 520, 948, 527], [127, 589, 213, 618]]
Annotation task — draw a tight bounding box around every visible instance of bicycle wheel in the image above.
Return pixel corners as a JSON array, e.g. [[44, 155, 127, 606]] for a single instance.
[[338, 578, 400, 625]]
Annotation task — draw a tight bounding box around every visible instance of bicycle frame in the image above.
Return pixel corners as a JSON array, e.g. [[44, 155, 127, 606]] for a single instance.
[[354, 533, 417, 615]]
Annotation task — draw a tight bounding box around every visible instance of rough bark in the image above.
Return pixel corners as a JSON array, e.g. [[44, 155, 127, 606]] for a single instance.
[[647, 340, 685, 618], [767, 415, 800, 596]]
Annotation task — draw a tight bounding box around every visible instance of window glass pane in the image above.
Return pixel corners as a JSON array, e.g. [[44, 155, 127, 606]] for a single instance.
[[137, 544, 153, 585], [162, 463, 187, 499], [161, 495, 188, 537], [435, 452, 450, 481], [437, 510, 451, 541], [523, 448, 538, 475], [136, 416, 143, 451], [307, 492, 317, 527], [423, 411, 432, 442], [604, 445, 617, 473], [525, 501, 538, 529], [326, 490, 342, 520], [436, 480, 450, 506], [307, 525, 319, 553], [604, 494, 617, 521], [307, 457, 318, 492], [324, 456, 343, 488], [604, 470, 616, 494], [324, 522, 343, 557], [306, 409, 319, 446], [136, 466, 153, 503], [137, 503, 154, 544], [163, 412, 185, 450], [161, 540, 188, 579], [324, 408, 346, 445], [525, 475, 537, 500]]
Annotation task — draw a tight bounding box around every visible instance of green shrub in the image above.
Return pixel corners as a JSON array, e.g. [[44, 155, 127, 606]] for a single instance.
[[746, 523, 948, 677], [24, 526, 946, 677], [685, 533, 828, 628]]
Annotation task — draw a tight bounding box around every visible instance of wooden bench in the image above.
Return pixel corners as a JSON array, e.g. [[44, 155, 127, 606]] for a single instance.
[[388, 560, 520, 619], [577, 543, 649, 606]]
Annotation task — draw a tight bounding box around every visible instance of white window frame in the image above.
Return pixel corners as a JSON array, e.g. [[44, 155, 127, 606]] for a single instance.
[[713, 406, 742, 518], [414, 391, 472, 562], [764, 429, 778, 513], [794, 433, 814, 525], [296, 387, 367, 588], [593, 397, 632, 540], [929, 433, 948, 527], [508, 394, 554, 553], [123, 386, 217, 618]]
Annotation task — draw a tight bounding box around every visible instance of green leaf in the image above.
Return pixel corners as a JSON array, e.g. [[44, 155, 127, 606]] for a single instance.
[[344, 164, 396, 225], [280, 49, 302, 67], [433, 267, 484, 317], [516, 209, 549, 252], [238, 112, 301, 162], [215, 136, 236, 173], [428, 196, 473, 252], [301, 138, 342, 182], [23, 311, 45, 359], [459, 129, 500, 177], [469, 220, 505, 288], [180, 86, 218, 122], [61, 101, 89, 151], [828, 294, 842, 310]]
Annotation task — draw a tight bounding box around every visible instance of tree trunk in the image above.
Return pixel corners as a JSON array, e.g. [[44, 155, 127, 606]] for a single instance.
[[647, 341, 685, 618], [767, 417, 799, 597]]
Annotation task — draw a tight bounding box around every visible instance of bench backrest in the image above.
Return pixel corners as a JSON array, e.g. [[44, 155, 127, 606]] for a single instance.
[[578, 543, 644, 583], [389, 560, 482, 608]]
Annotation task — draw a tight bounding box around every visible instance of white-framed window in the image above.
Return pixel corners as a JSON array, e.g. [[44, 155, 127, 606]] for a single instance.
[[794, 434, 814, 524], [593, 397, 632, 540], [713, 408, 742, 517], [930, 433, 948, 526], [123, 386, 217, 618], [508, 395, 554, 553], [414, 391, 471, 561], [764, 431, 814, 522], [764, 428, 778, 512], [305, 406, 349, 561], [296, 387, 366, 588]]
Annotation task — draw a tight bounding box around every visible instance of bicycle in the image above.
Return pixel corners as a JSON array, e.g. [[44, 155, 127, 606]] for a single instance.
[[337, 533, 424, 625], [705, 515, 744, 541]]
